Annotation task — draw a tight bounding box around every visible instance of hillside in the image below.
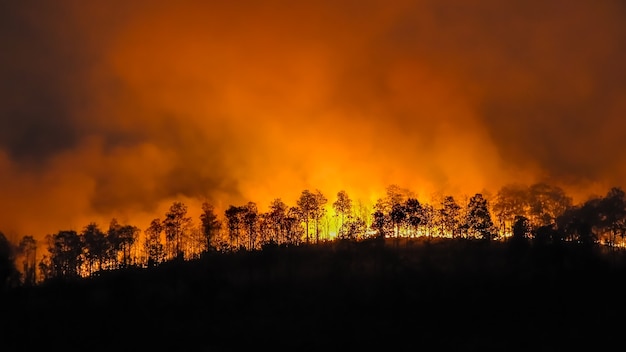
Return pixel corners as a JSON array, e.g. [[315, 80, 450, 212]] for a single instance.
[[2, 238, 625, 351]]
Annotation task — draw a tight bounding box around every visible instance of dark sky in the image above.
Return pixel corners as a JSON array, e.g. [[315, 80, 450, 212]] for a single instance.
[[1, 0, 625, 239]]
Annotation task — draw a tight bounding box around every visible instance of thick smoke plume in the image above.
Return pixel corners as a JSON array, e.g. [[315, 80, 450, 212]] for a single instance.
[[1, 0, 625, 239]]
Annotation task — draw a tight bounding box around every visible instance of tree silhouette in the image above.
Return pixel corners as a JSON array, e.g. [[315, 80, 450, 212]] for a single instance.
[[333, 190, 352, 238], [0, 231, 18, 290], [527, 183, 572, 228], [377, 185, 412, 240], [297, 190, 317, 244], [200, 202, 222, 253], [405, 198, 422, 238], [268, 198, 288, 244], [390, 202, 406, 246], [17, 235, 37, 285], [225, 205, 245, 249], [108, 219, 140, 267], [420, 203, 435, 239], [385, 184, 410, 208], [492, 184, 528, 237], [44, 230, 82, 279], [285, 206, 304, 245], [145, 218, 165, 267], [81, 223, 107, 275], [558, 196, 605, 247], [257, 212, 271, 246], [466, 193, 495, 240], [440, 196, 461, 238], [5, 182, 626, 291], [597, 187, 626, 247], [313, 190, 328, 243], [372, 209, 388, 241], [164, 202, 192, 259], [512, 215, 531, 240], [342, 217, 366, 240], [243, 202, 259, 250]]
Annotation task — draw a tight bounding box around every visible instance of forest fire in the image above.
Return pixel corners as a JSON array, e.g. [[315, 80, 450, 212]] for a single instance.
[[2, 181, 625, 284], [2, 1, 625, 246], [3, 2, 626, 350]]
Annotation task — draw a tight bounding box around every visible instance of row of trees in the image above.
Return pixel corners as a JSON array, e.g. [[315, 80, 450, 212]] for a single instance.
[[2, 182, 626, 287]]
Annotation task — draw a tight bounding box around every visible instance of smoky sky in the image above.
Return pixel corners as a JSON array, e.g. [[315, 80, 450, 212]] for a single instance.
[[1, 0, 626, 239]]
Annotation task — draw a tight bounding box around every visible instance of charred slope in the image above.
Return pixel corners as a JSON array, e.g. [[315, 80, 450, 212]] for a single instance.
[[2, 239, 625, 351]]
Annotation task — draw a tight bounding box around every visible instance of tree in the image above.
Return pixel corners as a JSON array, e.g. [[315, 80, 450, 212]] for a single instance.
[[390, 202, 406, 245], [17, 235, 37, 285], [243, 202, 259, 250], [312, 190, 328, 243], [466, 193, 495, 240], [556, 204, 587, 243], [354, 200, 372, 235], [200, 202, 222, 253], [297, 190, 317, 244], [225, 205, 245, 249], [440, 196, 461, 238], [512, 216, 531, 241], [268, 198, 288, 244], [340, 217, 366, 241], [527, 183, 572, 228], [257, 213, 272, 246], [576, 221, 597, 248], [598, 187, 626, 247], [285, 206, 304, 245], [385, 184, 411, 209], [186, 225, 205, 259], [404, 198, 422, 238], [333, 190, 352, 238], [372, 184, 413, 239], [108, 219, 140, 267], [420, 203, 435, 238], [492, 184, 528, 237], [556, 198, 602, 246], [509, 215, 531, 256], [164, 202, 192, 259], [372, 209, 388, 241], [0, 231, 19, 289], [45, 230, 83, 279], [81, 223, 108, 275], [145, 218, 165, 267], [117, 223, 140, 267]]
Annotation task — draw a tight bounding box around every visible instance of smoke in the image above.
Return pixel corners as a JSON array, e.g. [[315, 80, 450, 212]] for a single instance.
[[1, 0, 625, 239]]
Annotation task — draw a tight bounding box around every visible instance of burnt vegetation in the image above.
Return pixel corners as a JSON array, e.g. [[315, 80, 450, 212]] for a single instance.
[[2, 182, 626, 350]]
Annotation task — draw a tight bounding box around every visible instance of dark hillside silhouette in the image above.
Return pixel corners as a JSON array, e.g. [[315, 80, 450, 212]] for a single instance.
[[2, 238, 626, 350], [3, 183, 626, 350]]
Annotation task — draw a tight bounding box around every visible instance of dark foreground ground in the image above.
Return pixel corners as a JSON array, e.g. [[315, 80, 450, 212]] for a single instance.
[[2, 238, 626, 351]]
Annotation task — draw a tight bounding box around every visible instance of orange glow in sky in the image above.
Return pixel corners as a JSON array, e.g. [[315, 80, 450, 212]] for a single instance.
[[1, 0, 625, 241]]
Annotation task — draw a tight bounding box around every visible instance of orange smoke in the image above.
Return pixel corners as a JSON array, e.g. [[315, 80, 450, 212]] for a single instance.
[[1, 0, 625, 241]]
